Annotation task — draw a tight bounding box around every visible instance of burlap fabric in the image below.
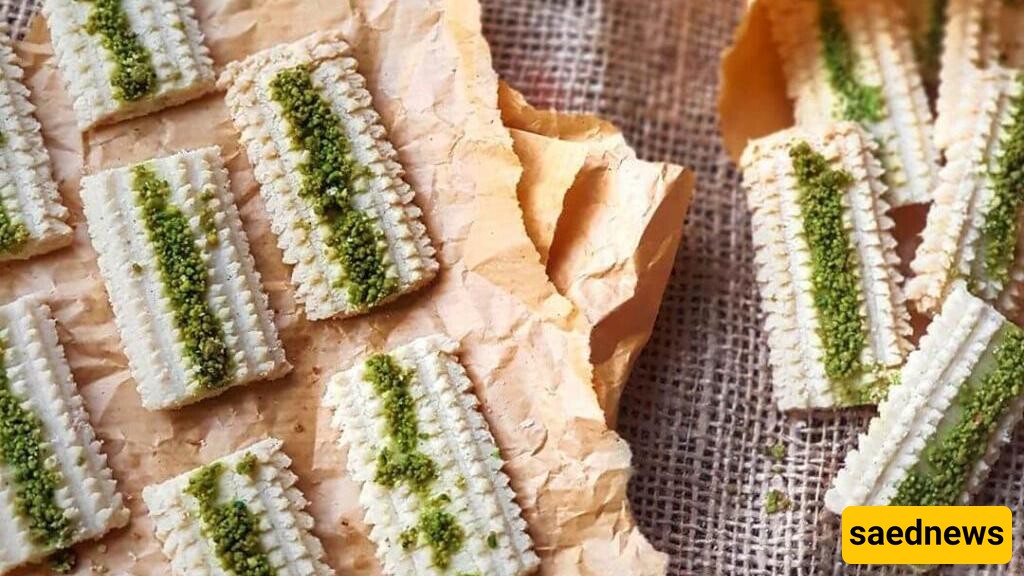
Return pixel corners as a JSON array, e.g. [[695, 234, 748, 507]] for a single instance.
[[5, 1, 1024, 575]]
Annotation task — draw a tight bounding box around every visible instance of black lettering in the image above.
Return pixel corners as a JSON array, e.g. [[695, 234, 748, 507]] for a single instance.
[[989, 526, 1005, 546], [886, 526, 903, 545], [868, 526, 884, 546], [962, 525, 985, 545], [925, 525, 940, 546], [850, 526, 865, 546], [944, 526, 961, 545], [905, 518, 922, 545]]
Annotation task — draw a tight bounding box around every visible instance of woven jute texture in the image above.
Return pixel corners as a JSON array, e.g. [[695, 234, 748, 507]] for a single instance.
[[6, 1, 1024, 575]]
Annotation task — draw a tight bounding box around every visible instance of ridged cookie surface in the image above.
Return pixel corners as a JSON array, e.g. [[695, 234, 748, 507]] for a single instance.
[[219, 30, 438, 321], [41, 0, 215, 130], [0, 27, 71, 261], [826, 284, 1024, 512], [909, 69, 1024, 317], [741, 122, 912, 411], [142, 438, 334, 576], [0, 296, 129, 574], [767, 0, 938, 206], [80, 146, 290, 410], [323, 335, 540, 576]]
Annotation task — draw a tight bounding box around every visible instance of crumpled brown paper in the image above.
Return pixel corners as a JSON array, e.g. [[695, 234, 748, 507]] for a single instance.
[[2, 1, 689, 574], [500, 85, 695, 423]]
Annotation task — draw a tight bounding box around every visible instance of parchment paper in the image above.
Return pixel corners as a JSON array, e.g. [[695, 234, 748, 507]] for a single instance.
[[501, 84, 695, 423], [0, 0, 691, 574]]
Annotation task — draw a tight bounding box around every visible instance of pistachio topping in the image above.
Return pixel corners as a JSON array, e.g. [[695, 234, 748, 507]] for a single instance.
[[132, 165, 229, 391], [269, 65, 397, 309], [0, 196, 29, 256], [818, 0, 885, 122], [0, 334, 73, 548], [364, 353, 466, 569], [234, 452, 258, 477], [790, 142, 871, 401], [417, 495, 465, 570], [892, 324, 1024, 506], [79, 0, 158, 102], [185, 462, 277, 576], [916, 0, 948, 87], [981, 75, 1024, 287]]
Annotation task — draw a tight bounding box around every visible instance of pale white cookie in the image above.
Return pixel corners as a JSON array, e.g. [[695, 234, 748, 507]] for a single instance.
[[934, 0, 1024, 151], [740, 122, 912, 411], [0, 27, 71, 261], [0, 296, 129, 574], [41, 0, 215, 130], [80, 146, 290, 410], [142, 438, 334, 576], [219, 30, 439, 321], [908, 68, 1024, 317], [767, 0, 938, 206], [826, 284, 1024, 512], [323, 335, 540, 576]]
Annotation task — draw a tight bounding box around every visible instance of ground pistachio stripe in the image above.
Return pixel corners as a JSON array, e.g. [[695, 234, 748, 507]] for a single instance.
[[80, 0, 158, 102], [0, 334, 73, 549], [789, 142, 871, 403], [186, 462, 277, 576], [132, 165, 229, 391], [818, 0, 885, 122], [981, 74, 1024, 287], [365, 353, 466, 569], [269, 64, 397, 309], [892, 324, 1024, 506], [0, 126, 29, 255]]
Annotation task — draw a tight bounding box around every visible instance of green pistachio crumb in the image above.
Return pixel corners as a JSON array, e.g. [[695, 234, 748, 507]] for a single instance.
[[399, 527, 418, 550], [418, 498, 465, 569], [80, 0, 158, 102], [186, 463, 277, 576], [789, 142, 870, 403], [235, 453, 258, 477], [981, 75, 1024, 287], [763, 489, 792, 515], [48, 549, 77, 574], [768, 441, 787, 462], [364, 353, 466, 565], [0, 336, 73, 548], [0, 199, 29, 256], [486, 531, 499, 549], [818, 0, 885, 123], [132, 165, 230, 391], [914, 0, 948, 88], [892, 324, 1024, 505], [269, 64, 397, 308]]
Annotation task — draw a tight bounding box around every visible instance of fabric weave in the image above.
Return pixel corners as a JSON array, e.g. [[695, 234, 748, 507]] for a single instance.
[[7, 0, 1023, 574]]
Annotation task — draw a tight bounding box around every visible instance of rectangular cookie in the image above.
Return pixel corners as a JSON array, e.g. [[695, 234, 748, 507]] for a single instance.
[[0, 296, 129, 574], [80, 146, 290, 410], [933, 0, 1024, 150], [142, 438, 334, 576], [826, 283, 1024, 511], [767, 0, 938, 206], [908, 68, 1024, 317], [0, 27, 72, 261], [740, 122, 912, 411], [323, 335, 539, 576], [219, 30, 439, 321], [41, 0, 215, 130]]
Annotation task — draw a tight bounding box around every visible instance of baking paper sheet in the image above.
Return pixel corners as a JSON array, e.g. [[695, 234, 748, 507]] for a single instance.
[[2, 0, 691, 573]]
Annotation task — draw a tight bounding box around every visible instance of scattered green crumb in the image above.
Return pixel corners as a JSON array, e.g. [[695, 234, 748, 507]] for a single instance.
[[235, 452, 258, 477], [764, 489, 792, 515], [768, 441, 787, 462], [486, 531, 499, 549]]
